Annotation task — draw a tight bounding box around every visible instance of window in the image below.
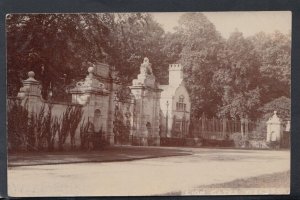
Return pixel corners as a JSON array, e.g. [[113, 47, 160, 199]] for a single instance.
[[179, 95, 184, 103], [176, 95, 186, 111]]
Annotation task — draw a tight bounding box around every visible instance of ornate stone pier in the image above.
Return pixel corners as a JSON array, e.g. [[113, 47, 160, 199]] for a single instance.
[[69, 66, 113, 144], [130, 58, 162, 146], [17, 71, 43, 112]]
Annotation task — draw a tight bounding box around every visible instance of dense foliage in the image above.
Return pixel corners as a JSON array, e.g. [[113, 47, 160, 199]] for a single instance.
[[161, 13, 290, 119], [258, 96, 291, 120], [7, 12, 291, 119]]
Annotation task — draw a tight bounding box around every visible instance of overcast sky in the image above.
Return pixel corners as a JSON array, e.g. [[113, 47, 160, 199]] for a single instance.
[[151, 11, 291, 38]]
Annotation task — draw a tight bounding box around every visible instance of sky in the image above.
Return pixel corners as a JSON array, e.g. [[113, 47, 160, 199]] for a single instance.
[[151, 11, 291, 38]]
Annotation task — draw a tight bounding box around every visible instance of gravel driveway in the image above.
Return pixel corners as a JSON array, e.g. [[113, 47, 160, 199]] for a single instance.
[[8, 148, 290, 196]]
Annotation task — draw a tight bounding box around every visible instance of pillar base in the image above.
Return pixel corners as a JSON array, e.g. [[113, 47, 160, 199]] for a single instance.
[[107, 134, 115, 145]]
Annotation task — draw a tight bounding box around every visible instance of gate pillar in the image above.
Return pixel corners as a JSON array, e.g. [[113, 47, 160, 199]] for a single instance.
[[69, 66, 111, 144], [17, 71, 43, 112], [130, 58, 162, 146], [266, 111, 283, 144]]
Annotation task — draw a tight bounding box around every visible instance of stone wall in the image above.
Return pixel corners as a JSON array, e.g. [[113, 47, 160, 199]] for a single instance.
[[14, 59, 163, 148], [14, 58, 189, 148], [15, 67, 118, 148]]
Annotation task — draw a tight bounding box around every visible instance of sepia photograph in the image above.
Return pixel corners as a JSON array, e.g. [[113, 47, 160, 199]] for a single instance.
[[6, 11, 291, 196]]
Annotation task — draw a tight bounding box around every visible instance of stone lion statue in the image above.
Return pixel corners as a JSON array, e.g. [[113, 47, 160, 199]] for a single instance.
[[140, 57, 153, 75]]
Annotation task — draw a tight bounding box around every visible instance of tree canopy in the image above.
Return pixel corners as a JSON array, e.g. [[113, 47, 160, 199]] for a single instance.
[[7, 14, 111, 99], [7, 12, 291, 119], [174, 13, 225, 118], [7, 13, 167, 98]]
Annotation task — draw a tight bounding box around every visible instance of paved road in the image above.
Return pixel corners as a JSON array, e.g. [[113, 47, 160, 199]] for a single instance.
[[8, 148, 290, 196]]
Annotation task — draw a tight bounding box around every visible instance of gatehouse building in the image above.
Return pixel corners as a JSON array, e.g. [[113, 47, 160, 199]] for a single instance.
[[159, 64, 191, 138]]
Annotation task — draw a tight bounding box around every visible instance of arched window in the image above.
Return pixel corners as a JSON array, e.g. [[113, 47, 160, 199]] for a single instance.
[[176, 95, 186, 111]]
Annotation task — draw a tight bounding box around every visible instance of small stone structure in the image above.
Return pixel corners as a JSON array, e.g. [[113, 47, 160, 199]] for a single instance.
[[266, 111, 283, 143]]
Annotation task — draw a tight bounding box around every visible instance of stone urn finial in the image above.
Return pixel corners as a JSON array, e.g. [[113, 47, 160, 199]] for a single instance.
[[88, 66, 94, 78], [268, 110, 280, 123], [26, 71, 38, 82], [22, 71, 39, 83], [17, 70, 41, 99], [88, 66, 94, 73], [28, 71, 35, 78]]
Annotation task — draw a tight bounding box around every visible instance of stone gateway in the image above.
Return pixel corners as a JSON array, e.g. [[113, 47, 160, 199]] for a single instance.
[[15, 58, 191, 147]]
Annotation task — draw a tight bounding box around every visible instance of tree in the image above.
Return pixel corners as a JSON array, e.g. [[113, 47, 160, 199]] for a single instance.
[[258, 96, 291, 120], [7, 14, 111, 99], [173, 13, 225, 118], [7, 99, 29, 151], [216, 31, 262, 119], [7, 13, 169, 99], [7, 13, 291, 121], [249, 31, 291, 104], [107, 13, 167, 84]]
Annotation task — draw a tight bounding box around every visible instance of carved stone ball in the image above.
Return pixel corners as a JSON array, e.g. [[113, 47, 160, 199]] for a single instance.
[[28, 71, 35, 78], [88, 66, 94, 73]]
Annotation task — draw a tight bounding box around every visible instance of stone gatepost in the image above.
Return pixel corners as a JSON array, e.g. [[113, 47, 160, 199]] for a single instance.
[[266, 111, 283, 143], [17, 71, 43, 112], [130, 58, 162, 146], [69, 66, 112, 144]]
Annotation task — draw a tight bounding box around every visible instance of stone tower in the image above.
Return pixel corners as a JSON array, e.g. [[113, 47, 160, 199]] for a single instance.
[[168, 64, 183, 87]]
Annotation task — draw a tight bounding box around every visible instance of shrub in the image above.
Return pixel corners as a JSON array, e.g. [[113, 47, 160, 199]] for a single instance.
[[36, 104, 46, 150], [26, 111, 36, 151], [80, 118, 90, 150], [8, 99, 84, 152], [57, 105, 84, 151], [69, 105, 84, 149], [7, 99, 29, 151], [43, 104, 60, 151]]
